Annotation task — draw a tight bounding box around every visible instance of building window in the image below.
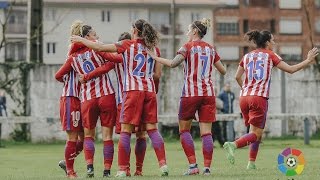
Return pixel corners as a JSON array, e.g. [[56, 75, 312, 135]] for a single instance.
[[243, 19, 248, 33], [216, 46, 239, 60], [315, 20, 320, 33], [129, 10, 139, 22], [224, 0, 239, 7], [217, 22, 239, 35], [45, 8, 56, 21], [150, 11, 170, 35], [280, 46, 302, 61], [191, 12, 201, 22], [5, 9, 27, 34], [279, 19, 302, 34], [279, 0, 301, 9], [244, 0, 275, 7], [47, 42, 56, 54], [5, 41, 26, 61], [102, 10, 111, 22], [270, 19, 276, 33]]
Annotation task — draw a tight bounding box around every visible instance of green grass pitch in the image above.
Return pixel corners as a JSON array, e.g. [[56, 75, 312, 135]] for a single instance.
[[0, 139, 319, 179]]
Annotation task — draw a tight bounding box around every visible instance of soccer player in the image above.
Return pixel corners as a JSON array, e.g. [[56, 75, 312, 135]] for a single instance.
[[71, 19, 168, 177], [79, 32, 162, 176], [55, 20, 85, 179], [147, 18, 226, 175], [55, 23, 122, 178], [223, 30, 318, 169]]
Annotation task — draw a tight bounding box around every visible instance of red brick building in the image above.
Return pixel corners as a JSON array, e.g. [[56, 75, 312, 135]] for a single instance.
[[213, 0, 320, 63]]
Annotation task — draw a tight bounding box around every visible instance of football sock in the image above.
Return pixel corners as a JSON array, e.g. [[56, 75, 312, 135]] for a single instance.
[[147, 129, 167, 167], [180, 130, 196, 164], [84, 137, 95, 165], [135, 137, 147, 172], [75, 140, 83, 157], [201, 133, 213, 168], [249, 141, 260, 161], [103, 140, 114, 170], [234, 133, 257, 148], [65, 141, 76, 172], [118, 132, 131, 171]]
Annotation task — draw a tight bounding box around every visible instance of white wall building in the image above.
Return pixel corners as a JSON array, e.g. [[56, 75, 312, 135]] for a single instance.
[[42, 0, 222, 64]]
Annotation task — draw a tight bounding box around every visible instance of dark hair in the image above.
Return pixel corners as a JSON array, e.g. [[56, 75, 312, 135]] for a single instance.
[[191, 18, 211, 39], [245, 30, 272, 48], [118, 32, 131, 41], [133, 19, 159, 49], [80, 25, 92, 37]]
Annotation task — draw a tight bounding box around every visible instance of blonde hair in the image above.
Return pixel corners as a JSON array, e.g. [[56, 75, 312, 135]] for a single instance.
[[200, 18, 211, 28], [192, 18, 211, 38], [70, 20, 84, 36]]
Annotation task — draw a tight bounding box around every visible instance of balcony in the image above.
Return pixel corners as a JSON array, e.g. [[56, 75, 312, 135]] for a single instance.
[[154, 24, 184, 35], [6, 23, 27, 34]]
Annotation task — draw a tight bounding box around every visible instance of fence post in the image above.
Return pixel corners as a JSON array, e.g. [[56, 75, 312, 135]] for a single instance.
[[304, 118, 310, 145], [226, 121, 235, 141]]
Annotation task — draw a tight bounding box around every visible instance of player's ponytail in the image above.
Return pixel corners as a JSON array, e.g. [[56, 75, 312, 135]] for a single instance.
[[191, 18, 211, 39], [245, 30, 272, 48], [133, 19, 159, 49]]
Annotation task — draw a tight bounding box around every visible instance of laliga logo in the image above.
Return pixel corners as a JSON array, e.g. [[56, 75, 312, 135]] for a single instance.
[[277, 147, 305, 176]]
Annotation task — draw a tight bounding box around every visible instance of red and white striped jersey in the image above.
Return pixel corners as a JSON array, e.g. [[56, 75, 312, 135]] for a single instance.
[[61, 70, 80, 98], [114, 63, 124, 104], [239, 49, 282, 98], [55, 46, 121, 102], [177, 40, 220, 97], [115, 39, 160, 93], [60, 43, 82, 98]]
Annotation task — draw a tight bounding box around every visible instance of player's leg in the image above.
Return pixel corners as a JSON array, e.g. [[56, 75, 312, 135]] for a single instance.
[[81, 99, 99, 178], [145, 123, 168, 176], [116, 91, 143, 177], [223, 96, 267, 165], [178, 97, 200, 175], [64, 131, 78, 177], [75, 131, 84, 157], [134, 130, 146, 176], [247, 125, 263, 169], [143, 91, 168, 176], [59, 97, 82, 178], [246, 97, 268, 169], [99, 94, 117, 177], [198, 96, 216, 175]]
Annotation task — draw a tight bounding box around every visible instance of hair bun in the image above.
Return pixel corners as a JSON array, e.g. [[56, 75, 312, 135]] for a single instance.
[[201, 18, 211, 28], [70, 20, 84, 36]]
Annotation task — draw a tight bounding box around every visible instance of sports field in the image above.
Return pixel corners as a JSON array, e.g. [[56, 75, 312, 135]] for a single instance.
[[0, 139, 319, 180]]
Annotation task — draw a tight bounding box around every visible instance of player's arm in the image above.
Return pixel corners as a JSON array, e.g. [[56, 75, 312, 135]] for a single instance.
[[71, 35, 117, 52], [147, 49, 185, 68], [55, 56, 73, 82], [276, 48, 318, 74], [79, 62, 115, 83], [214, 61, 226, 75], [235, 66, 245, 89], [97, 52, 123, 63]]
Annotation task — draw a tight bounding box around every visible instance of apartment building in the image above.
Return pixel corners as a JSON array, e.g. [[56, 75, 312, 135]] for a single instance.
[[42, 0, 225, 64], [214, 0, 320, 62]]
